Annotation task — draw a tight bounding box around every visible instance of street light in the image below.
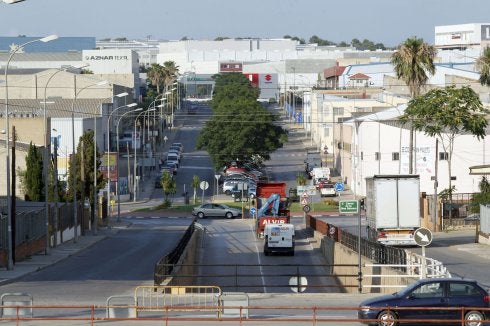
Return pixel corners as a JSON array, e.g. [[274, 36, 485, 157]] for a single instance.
[[42, 64, 88, 254], [2, 0, 26, 3], [70, 79, 108, 243], [133, 109, 155, 202], [106, 102, 137, 222], [115, 107, 142, 221], [4, 34, 58, 270], [91, 91, 128, 235]]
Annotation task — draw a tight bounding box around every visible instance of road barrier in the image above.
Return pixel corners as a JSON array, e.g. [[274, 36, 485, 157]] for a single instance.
[[0, 293, 33, 318], [134, 285, 222, 317]]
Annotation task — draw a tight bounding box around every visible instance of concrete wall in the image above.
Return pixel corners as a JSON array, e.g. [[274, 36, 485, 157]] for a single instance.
[[162, 227, 203, 287], [314, 230, 418, 294]]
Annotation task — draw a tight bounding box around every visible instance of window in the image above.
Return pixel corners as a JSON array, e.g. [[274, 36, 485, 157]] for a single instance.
[[411, 282, 444, 298], [449, 283, 481, 296], [361, 152, 364, 160], [439, 152, 449, 160], [392, 152, 400, 161], [333, 107, 344, 115], [375, 152, 381, 161]]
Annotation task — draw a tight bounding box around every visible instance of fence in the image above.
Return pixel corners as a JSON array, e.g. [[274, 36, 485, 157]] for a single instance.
[[1, 303, 489, 325], [0, 201, 81, 267]]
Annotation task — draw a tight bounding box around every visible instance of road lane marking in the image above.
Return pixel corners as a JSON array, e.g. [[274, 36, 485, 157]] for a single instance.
[[249, 223, 267, 293]]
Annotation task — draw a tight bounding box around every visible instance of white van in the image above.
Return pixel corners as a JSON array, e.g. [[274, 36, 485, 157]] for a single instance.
[[263, 224, 295, 256]]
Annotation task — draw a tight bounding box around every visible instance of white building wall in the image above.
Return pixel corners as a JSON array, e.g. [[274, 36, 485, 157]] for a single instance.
[[352, 117, 490, 197], [435, 23, 484, 48]]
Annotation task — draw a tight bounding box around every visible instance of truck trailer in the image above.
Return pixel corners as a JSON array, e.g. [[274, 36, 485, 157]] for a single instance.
[[365, 175, 421, 246], [255, 182, 291, 237]]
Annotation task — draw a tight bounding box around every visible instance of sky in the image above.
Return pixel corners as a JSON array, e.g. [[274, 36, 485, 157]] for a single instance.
[[1, 0, 490, 47]]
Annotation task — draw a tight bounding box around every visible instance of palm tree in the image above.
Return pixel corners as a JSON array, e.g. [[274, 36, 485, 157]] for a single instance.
[[476, 46, 490, 86], [391, 36, 437, 174], [147, 63, 164, 94], [162, 61, 179, 91]]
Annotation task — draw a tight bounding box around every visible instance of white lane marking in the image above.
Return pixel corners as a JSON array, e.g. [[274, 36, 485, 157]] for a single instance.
[[249, 223, 267, 293]]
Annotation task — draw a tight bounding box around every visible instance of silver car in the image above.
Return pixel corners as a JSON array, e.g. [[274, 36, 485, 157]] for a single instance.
[[192, 203, 242, 219]]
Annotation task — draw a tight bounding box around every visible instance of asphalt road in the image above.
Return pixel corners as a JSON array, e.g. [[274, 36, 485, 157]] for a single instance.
[[0, 218, 193, 305]]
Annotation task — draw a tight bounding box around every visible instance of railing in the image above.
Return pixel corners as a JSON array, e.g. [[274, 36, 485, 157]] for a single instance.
[[0, 303, 488, 325], [155, 263, 358, 292]]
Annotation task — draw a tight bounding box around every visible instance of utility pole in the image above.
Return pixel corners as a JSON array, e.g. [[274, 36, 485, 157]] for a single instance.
[[11, 126, 17, 263], [53, 136, 59, 246], [80, 139, 85, 235]]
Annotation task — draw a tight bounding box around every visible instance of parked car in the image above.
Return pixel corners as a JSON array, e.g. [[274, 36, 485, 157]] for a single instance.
[[358, 278, 489, 326], [172, 142, 184, 152], [465, 213, 480, 221], [192, 203, 242, 219], [167, 153, 179, 168]]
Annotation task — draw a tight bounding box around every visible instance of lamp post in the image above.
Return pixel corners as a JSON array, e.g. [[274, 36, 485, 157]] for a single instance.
[[4, 34, 58, 270], [70, 79, 108, 243], [92, 91, 128, 234], [133, 109, 155, 202], [115, 108, 142, 222], [106, 103, 137, 223], [2, 0, 26, 3], [42, 64, 88, 253]]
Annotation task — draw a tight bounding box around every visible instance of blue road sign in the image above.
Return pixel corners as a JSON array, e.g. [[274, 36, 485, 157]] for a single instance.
[[250, 207, 257, 215], [334, 182, 345, 192]]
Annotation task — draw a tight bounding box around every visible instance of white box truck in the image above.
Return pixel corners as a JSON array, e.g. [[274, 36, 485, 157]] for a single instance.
[[365, 175, 420, 246], [263, 224, 295, 256]]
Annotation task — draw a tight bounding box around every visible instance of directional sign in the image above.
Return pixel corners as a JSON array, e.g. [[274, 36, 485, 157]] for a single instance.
[[334, 182, 345, 192], [289, 276, 308, 293], [250, 207, 257, 216], [414, 227, 433, 247], [339, 200, 359, 214]]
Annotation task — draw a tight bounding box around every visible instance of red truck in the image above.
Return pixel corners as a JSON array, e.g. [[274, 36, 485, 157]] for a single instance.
[[255, 182, 291, 237]]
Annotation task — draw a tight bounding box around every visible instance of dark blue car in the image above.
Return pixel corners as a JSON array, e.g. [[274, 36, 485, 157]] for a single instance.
[[358, 278, 489, 326]]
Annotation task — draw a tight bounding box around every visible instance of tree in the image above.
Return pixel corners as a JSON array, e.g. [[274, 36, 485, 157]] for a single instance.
[[471, 177, 490, 213], [67, 130, 105, 204], [160, 171, 177, 202], [147, 63, 164, 94], [19, 142, 44, 201], [197, 73, 288, 169], [476, 46, 490, 86], [296, 173, 307, 186], [192, 175, 200, 204], [400, 85, 489, 220], [391, 36, 437, 173]]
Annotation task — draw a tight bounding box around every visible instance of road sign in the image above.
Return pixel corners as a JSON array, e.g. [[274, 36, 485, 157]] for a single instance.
[[301, 192, 309, 199], [250, 207, 257, 216], [297, 185, 317, 196], [334, 182, 345, 192], [214, 174, 221, 181], [414, 227, 433, 247], [200, 181, 209, 190], [339, 200, 359, 214], [301, 198, 309, 206], [289, 276, 308, 293]]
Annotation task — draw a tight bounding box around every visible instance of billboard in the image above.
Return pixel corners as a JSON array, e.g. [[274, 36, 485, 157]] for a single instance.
[[100, 152, 118, 182]]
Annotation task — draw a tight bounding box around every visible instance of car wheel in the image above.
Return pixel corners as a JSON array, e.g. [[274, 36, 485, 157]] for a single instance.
[[197, 212, 205, 219], [225, 190, 231, 196], [464, 311, 484, 326], [377, 310, 397, 326], [225, 212, 234, 219]]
